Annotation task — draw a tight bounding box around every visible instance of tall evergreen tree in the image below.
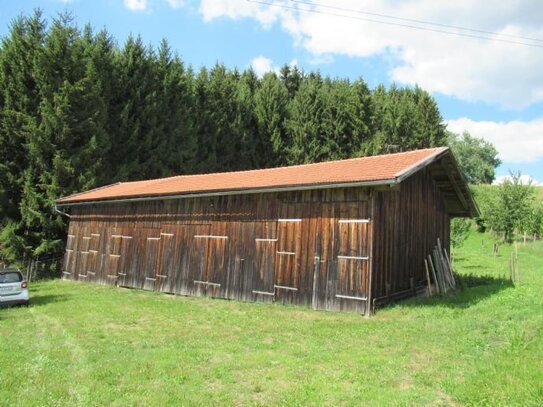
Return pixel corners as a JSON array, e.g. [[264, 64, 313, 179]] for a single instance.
[[0, 11, 45, 224], [285, 74, 325, 164], [254, 72, 288, 166], [232, 69, 259, 169], [108, 35, 157, 181]]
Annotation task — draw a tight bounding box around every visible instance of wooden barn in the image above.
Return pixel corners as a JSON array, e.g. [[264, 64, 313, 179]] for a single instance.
[[56, 147, 476, 315]]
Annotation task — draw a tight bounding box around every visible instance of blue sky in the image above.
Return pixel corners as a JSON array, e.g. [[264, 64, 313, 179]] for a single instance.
[[1, 0, 542, 183]]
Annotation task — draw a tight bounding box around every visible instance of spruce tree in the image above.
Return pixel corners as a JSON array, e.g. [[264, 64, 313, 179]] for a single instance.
[[254, 72, 288, 166]]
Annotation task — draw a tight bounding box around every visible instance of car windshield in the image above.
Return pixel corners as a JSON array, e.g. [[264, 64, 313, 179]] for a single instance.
[[0, 272, 23, 283]]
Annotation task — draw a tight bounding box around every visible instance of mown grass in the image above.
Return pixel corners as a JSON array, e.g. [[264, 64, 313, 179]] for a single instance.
[[1, 232, 542, 406]]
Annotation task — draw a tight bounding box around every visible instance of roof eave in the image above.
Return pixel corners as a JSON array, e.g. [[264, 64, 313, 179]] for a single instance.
[[55, 178, 400, 207]]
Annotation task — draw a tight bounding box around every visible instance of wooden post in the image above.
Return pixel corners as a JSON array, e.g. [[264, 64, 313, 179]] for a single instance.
[[515, 243, 520, 283], [427, 255, 440, 294], [509, 255, 513, 283], [424, 259, 432, 296], [443, 248, 456, 289]]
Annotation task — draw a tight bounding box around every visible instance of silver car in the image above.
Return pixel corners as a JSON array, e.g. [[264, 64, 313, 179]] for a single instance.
[[0, 269, 29, 306]]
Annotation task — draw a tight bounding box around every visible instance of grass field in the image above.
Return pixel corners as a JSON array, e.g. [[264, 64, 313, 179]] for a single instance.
[[1, 232, 542, 406]]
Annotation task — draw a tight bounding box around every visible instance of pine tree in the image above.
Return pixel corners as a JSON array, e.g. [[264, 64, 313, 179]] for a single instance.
[[254, 72, 289, 166], [108, 35, 157, 181], [232, 69, 259, 169], [0, 11, 46, 262], [285, 74, 325, 164], [156, 42, 197, 175]]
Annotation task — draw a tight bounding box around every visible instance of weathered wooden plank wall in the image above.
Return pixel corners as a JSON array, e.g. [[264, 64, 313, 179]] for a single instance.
[[62, 187, 373, 313], [371, 167, 450, 302]]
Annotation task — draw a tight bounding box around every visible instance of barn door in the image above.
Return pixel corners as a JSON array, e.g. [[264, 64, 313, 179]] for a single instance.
[[77, 232, 91, 281], [105, 231, 122, 285], [250, 221, 278, 300], [117, 233, 134, 288], [155, 227, 177, 293], [274, 214, 302, 303], [336, 206, 370, 303], [171, 224, 210, 295], [187, 225, 212, 296], [87, 231, 101, 281], [142, 232, 161, 291], [313, 202, 371, 312]]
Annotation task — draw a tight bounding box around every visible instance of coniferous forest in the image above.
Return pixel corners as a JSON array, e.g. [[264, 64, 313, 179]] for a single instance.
[[0, 11, 447, 263]]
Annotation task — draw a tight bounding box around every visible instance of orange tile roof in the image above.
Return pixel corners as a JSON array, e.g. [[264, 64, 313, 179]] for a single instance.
[[57, 147, 448, 204]]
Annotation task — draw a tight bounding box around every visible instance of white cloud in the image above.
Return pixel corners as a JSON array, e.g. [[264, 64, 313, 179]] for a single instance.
[[199, 0, 288, 28], [249, 56, 297, 77], [167, 0, 185, 8], [493, 174, 541, 186], [250, 55, 274, 76], [124, 0, 147, 11], [199, 0, 543, 109], [446, 117, 543, 163]]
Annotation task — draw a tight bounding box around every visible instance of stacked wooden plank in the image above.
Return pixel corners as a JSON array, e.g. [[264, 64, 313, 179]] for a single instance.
[[424, 238, 456, 295]]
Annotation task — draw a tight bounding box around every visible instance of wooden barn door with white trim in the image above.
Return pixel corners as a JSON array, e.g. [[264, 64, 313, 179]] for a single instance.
[[117, 233, 134, 288], [142, 231, 161, 291], [336, 203, 370, 309], [105, 231, 122, 285], [313, 202, 370, 312], [274, 205, 303, 304], [250, 221, 277, 301], [155, 226, 177, 293]]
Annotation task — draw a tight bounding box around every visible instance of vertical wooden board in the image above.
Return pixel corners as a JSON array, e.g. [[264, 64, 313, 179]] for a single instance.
[[63, 233, 76, 279], [78, 231, 91, 281], [325, 204, 340, 311]]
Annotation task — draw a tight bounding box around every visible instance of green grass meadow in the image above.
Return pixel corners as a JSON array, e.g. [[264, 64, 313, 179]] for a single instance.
[[1, 232, 542, 406]]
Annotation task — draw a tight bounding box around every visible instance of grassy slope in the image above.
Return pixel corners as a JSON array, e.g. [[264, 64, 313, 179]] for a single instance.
[[1, 233, 542, 406]]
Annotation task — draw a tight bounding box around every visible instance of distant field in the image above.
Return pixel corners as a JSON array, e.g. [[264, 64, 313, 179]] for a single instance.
[[1, 232, 542, 406]]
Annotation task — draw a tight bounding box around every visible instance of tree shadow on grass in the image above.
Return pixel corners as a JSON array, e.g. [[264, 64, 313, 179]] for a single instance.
[[400, 273, 514, 309]]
